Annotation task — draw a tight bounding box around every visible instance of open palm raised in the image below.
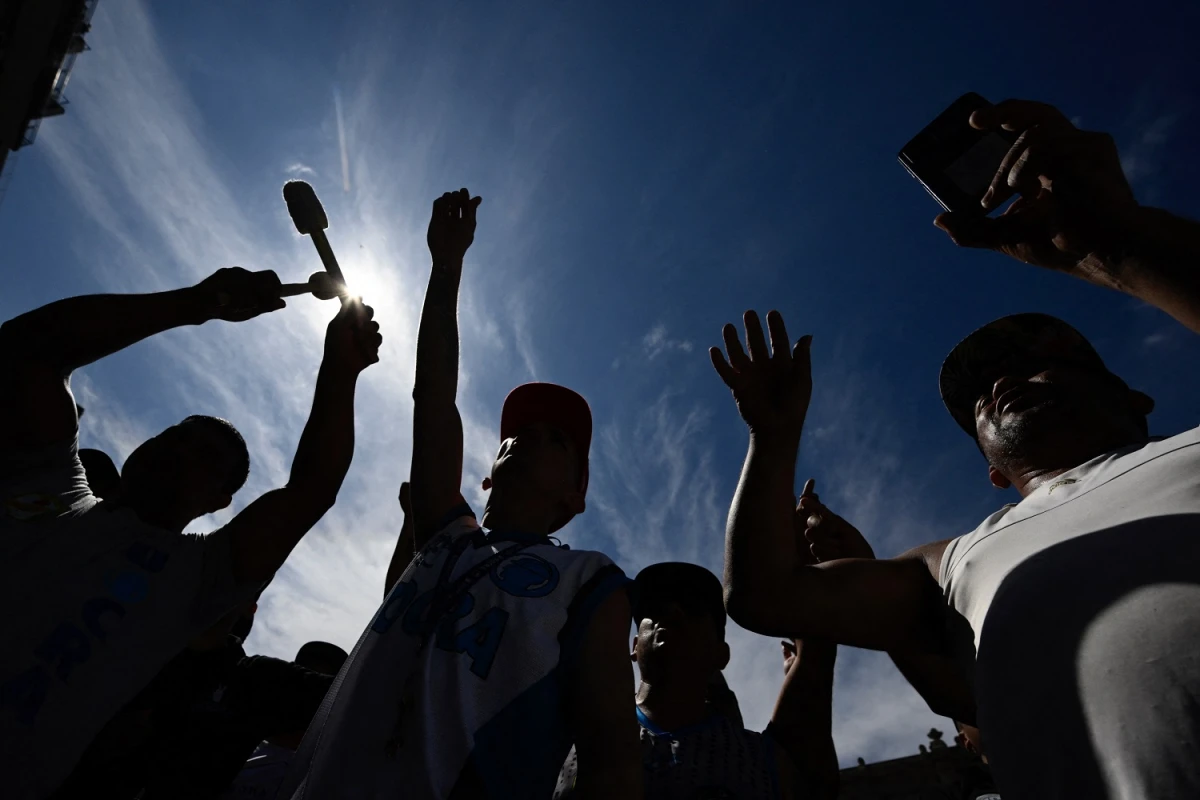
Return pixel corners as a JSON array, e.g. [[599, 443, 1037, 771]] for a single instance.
[[710, 310, 813, 441]]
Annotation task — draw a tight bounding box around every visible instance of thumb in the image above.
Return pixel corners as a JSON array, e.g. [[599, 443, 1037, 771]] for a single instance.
[[791, 334, 813, 376], [335, 296, 364, 323]]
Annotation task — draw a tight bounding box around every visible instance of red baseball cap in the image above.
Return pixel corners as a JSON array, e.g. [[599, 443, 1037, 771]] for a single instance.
[[500, 383, 592, 499]]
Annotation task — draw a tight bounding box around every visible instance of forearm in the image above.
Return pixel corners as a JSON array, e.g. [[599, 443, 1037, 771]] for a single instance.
[[723, 432, 802, 624], [287, 361, 359, 512], [412, 262, 462, 403], [887, 648, 977, 723], [1104, 207, 1200, 333], [773, 639, 838, 796], [384, 523, 414, 597], [0, 288, 210, 371], [410, 260, 466, 545]]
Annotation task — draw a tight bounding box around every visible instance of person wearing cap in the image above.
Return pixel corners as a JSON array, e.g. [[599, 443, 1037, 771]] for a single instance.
[[555, 562, 838, 799], [713, 99, 1200, 800], [52, 603, 344, 800], [278, 189, 641, 800], [217, 642, 349, 800]]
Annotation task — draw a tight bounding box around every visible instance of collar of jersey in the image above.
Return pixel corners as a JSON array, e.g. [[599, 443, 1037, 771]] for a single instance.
[[636, 705, 723, 737]]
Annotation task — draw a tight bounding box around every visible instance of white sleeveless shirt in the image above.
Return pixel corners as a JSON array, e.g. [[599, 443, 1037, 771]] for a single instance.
[[279, 509, 628, 799], [939, 425, 1200, 799]]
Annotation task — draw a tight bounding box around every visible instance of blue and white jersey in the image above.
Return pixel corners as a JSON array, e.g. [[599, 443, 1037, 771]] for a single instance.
[[280, 509, 628, 799], [555, 708, 782, 799]]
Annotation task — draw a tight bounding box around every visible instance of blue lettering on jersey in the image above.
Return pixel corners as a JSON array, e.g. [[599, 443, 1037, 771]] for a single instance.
[[490, 554, 560, 598], [452, 607, 509, 679], [368, 578, 512, 680], [371, 580, 418, 635], [0, 542, 170, 726]]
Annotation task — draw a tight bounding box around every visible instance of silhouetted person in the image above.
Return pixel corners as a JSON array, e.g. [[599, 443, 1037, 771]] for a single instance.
[[0, 269, 380, 798], [278, 189, 642, 800], [218, 642, 349, 800], [714, 99, 1200, 799], [557, 563, 838, 799], [55, 608, 346, 800]]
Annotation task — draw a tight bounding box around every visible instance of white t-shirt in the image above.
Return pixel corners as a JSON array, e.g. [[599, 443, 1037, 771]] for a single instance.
[[0, 437, 261, 799], [939, 425, 1200, 799], [280, 509, 629, 799]]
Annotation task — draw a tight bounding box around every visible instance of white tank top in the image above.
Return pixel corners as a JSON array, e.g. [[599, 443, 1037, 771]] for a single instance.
[[939, 425, 1200, 799], [279, 511, 628, 799]]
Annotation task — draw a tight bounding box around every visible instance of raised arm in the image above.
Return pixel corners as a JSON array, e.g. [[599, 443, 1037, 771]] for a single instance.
[[0, 268, 285, 449], [801, 484, 975, 723], [410, 189, 482, 549], [770, 638, 838, 800], [565, 589, 643, 800], [711, 311, 943, 651], [935, 99, 1200, 333], [384, 481, 414, 597], [226, 301, 381, 584]]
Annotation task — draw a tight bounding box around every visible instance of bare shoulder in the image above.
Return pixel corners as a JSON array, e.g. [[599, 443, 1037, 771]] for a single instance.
[[893, 538, 955, 584]]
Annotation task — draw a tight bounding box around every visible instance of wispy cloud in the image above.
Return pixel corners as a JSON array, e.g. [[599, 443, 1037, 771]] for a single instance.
[[35, 0, 481, 663], [1120, 113, 1177, 185], [1143, 331, 1170, 348], [582, 363, 956, 764], [33, 0, 954, 770], [641, 323, 694, 360], [286, 163, 317, 178]]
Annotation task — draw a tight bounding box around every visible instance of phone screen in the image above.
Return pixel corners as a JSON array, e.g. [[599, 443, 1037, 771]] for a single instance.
[[943, 132, 1011, 198]]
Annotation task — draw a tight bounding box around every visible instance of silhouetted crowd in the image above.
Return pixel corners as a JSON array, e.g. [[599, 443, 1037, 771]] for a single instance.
[[3, 96, 1200, 800]]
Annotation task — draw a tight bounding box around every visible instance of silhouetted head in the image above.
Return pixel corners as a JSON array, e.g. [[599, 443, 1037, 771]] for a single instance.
[[79, 448, 122, 501], [482, 384, 590, 534], [120, 415, 250, 525], [296, 641, 349, 676], [940, 314, 1152, 491], [631, 563, 730, 686]]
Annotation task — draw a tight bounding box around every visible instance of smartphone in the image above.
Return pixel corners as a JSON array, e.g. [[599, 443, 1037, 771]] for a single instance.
[[898, 93, 1016, 215]]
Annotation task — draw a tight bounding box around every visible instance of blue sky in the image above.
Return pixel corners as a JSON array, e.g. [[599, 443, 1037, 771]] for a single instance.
[[2, 0, 1198, 765]]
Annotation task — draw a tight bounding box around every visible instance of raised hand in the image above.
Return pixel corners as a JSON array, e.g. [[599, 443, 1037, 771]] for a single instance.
[[781, 639, 798, 674], [797, 478, 875, 562], [398, 480, 411, 514], [710, 310, 813, 440], [427, 188, 483, 267], [934, 100, 1140, 291], [195, 267, 287, 322], [307, 272, 346, 301], [324, 299, 382, 374]]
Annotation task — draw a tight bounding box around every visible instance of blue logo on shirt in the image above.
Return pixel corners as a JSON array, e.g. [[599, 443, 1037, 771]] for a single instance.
[[0, 542, 170, 726], [490, 554, 559, 598]]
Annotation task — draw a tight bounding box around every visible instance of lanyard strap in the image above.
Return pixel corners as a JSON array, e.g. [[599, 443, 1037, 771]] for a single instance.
[[421, 533, 537, 645]]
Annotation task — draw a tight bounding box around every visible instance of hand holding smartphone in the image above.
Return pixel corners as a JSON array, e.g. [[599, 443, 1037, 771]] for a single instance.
[[898, 93, 1016, 215]]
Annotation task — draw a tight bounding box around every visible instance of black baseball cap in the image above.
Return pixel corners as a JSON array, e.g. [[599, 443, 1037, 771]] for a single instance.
[[296, 641, 349, 675], [632, 562, 726, 632], [939, 313, 1113, 438]]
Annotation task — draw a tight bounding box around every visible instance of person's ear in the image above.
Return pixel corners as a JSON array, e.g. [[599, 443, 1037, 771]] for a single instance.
[[988, 465, 1011, 490], [631, 635, 639, 663], [482, 476, 492, 491], [1129, 389, 1155, 417], [717, 641, 731, 671]]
